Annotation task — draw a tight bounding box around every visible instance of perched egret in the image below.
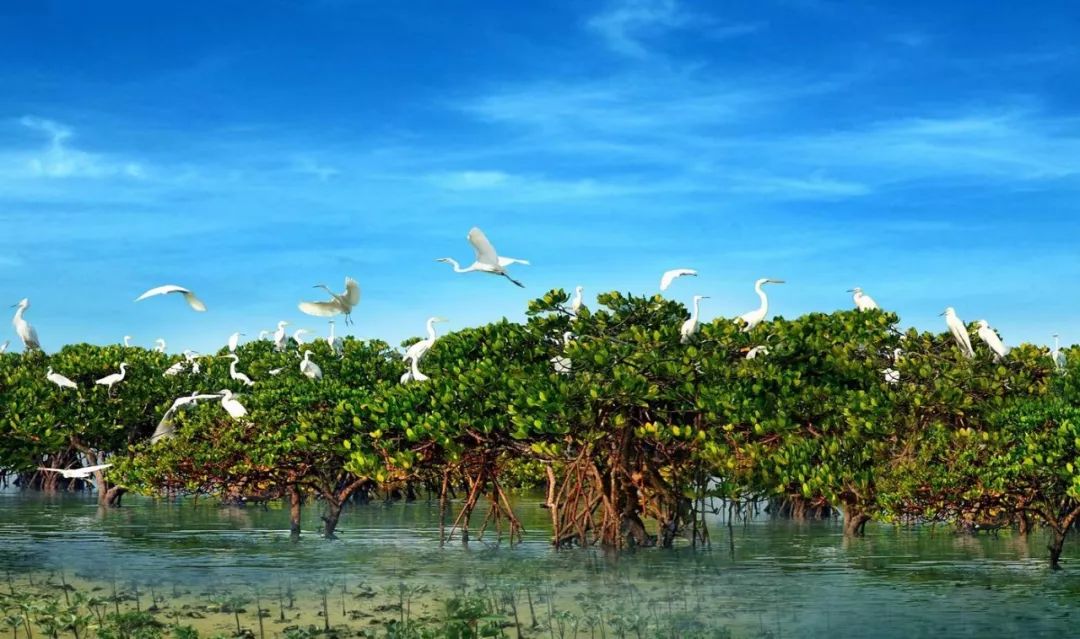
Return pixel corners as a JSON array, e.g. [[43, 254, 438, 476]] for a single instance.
[[123, 335, 133, 347], [976, 320, 1009, 362], [847, 287, 879, 311], [258, 330, 270, 340], [570, 286, 585, 315], [292, 328, 311, 345], [400, 355, 429, 383], [0, 340, 8, 353], [134, 284, 206, 311], [403, 317, 447, 363], [327, 320, 344, 357], [941, 308, 975, 358], [11, 298, 40, 350], [738, 279, 784, 332], [218, 389, 247, 420], [46, 367, 77, 390], [883, 348, 902, 384], [300, 350, 323, 380], [184, 350, 201, 375], [37, 464, 112, 479], [268, 367, 284, 376], [745, 345, 769, 359], [228, 332, 244, 353], [225, 354, 255, 386], [299, 277, 361, 325], [680, 295, 709, 344], [95, 363, 128, 394], [163, 361, 185, 377], [435, 227, 528, 288], [660, 269, 698, 292], [550, 331, 574, 374], [152, 392, 223, 443], [154, 338, 167, 353], [1052, 334, 1067, 372], [273, 321, 289, 352]]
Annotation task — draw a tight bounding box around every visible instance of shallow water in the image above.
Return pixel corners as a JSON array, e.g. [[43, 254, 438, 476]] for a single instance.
[[1, 490, 1078, 638]]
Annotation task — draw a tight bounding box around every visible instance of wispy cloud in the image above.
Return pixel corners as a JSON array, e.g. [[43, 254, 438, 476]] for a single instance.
[[292, 157, 340, 181], [6, 116, 146, 180], [586, 0, 759, 57]]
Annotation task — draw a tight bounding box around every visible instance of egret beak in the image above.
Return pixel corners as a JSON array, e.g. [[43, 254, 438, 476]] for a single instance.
[[938, 311, 946, 316], [845, 289, 855, 293], [769, 279, 786, 284]]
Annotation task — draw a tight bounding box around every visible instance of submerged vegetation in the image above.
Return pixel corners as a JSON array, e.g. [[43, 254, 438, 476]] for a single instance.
[[1, 289, 1078, 567]]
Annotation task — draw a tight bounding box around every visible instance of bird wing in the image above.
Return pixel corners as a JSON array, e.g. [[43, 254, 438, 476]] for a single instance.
[[497, 257, 530, 267], [37, 467, 63, 472], [342, 278, 361, 307], [298, 300, 344, 317], [467, 227, 500, 266], [979, 326, 1008, 355], [181, 291, 207, 312], [660, 269, 697, 291], [862, 295, 879, 310], [135, 284, 190, 302], [80, 464, 112, 473]]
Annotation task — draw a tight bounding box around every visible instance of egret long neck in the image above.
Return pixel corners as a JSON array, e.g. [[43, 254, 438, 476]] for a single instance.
[[426, 319, 439, 341], [755, 283, 768, 317], [691, 297, 702, 321]]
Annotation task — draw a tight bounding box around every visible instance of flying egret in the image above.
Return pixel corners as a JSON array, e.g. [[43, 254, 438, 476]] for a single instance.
[[37, 464, 112, 480], [0, 340, 8, 353], [46, 367, 77, 390], [327, 320, 344, 357], [273, 321, 289, 352], [435, 227, 528, 288], [847, 287, 879, 311], [680, 295, 709, 344], [154, 338, 167, 353], [218, 389, 247, 420], [570, 286, 585, 315], [152, 391, 223, 443], [300, 350, 323, 380], [134, 285, 206, 312], [660, 269, 697, 292], [737, 279, 784, 332], [11, 298, 40, 350], [123, 335, 133, 347], [550, 331, 574, 374], [941, 308, 975, 358], [1052, 334, 1067, 372], [292, 328, 312, 345], [403, 317, 447, 363], [400, 355, 429, 383], [224, 354, 255, 386], [95, 363, 128, 394], [976, 320, 1009, 362], [299, 277, 361, 325], [228, 332, 244, 353]]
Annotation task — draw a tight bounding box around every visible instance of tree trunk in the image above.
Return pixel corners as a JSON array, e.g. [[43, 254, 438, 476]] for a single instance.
[[288, 486, 302, 541], [843, 507, 870, 536], [104, 486, 126, 507], [1049, 528, 1067, 570], [321, 502, 342, 539]]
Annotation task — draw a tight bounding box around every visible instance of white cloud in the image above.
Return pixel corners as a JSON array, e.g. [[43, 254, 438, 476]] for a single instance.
[[430, 170, 510, 190], [293, 157, 340, 181], [586, 0, 760, 57], [9, 116, 145, 180]]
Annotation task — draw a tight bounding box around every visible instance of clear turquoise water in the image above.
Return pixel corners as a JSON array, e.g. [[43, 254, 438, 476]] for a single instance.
[[1, 491, 1078, 638]]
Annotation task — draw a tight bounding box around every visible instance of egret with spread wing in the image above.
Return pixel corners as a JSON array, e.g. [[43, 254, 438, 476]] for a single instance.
[[435, 227, 528, 288], [660, 269, 697, 292], [299, 277, 361, 325], [135, 285, 206, 312], [38, 464, 112, 479]]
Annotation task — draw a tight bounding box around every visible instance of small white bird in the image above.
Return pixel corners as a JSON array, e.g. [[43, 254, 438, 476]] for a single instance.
[[436, 227, 528, 288], [218, 389, 247, 420], [680, 295, 708, 344], [11, 298, 40, 350], [976, 320, 1009, 362], [268, 367, 284, 376], [299, 277, 361, 325], [660, 269, 698, 292], [273, 321, 289, 352], [847, 287, 879, 312], [95, 363, 129, 394], [883, 348, 902, 384], [225, 354, 255, 386], [228, 332, 244, 353], [550, 331, 574, 374], [152, 391, 224, 443], [37, 464, 112, 479], [941, 307, 975, 358], [123, 335, 133, 347], [300, 350, 322, 380], [134, 285, 206, 312], [569, 286, 585, 315], [745, 345, 769, 360], [403, 317, 447, 364], [46, 367, 77, 390], [1052, 334, 1067, 372], [154, 338, 167, 353], [162, 360, 186, 377], [184, 350, 201, 375], [327, 320, 344, 357], [738, 279, 784, 332], [258, 330, 270, 341], [292, 328, 312, 345]]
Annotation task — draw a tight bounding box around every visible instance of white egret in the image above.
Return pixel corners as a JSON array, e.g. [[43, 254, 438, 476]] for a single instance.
[[292, 328, 312, 345], [218, 389, 248, 420], [123, 335, 133, 347], [435, 227, 528, 288], [268, 367, 284, 376], [37, 464, 112, 480], [273, 321, 289, 352], [550, 331, 574, 374], [152, 391, 223, 443], [404, 317, 447, 363], [225, 354, 255, 386], [299, 277, 361, 325], [745, 346, 769, 360], [883, 348, 902, 384], [300, 350, 323, 380], [258, 330, 270, 340], [660, 269, 697, 292], [680, 295, 709, 344], [327, 320, 344, 357], [162, 361, 185, 377], [95, 363, 128, 394], [184, 350, 201, 374], [228, 332, 244, 353], [0, 340, 8, 353], [941, 308, 975, 358], [570, 286, 584, 315], [134, 284, 206, 312], [46, 367, 77, 390], [11, 298, 40, 350], [976, 320, 1009, 362], [737, 279, 784, 332], [154, 338, 167, 353], [847, 287, 879, 311], [1052, 334, 1067, 372], [400, 355, 429, 383]]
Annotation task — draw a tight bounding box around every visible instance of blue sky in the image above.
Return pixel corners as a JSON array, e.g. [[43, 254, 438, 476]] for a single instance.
[[1, 0, 1079, 353]]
